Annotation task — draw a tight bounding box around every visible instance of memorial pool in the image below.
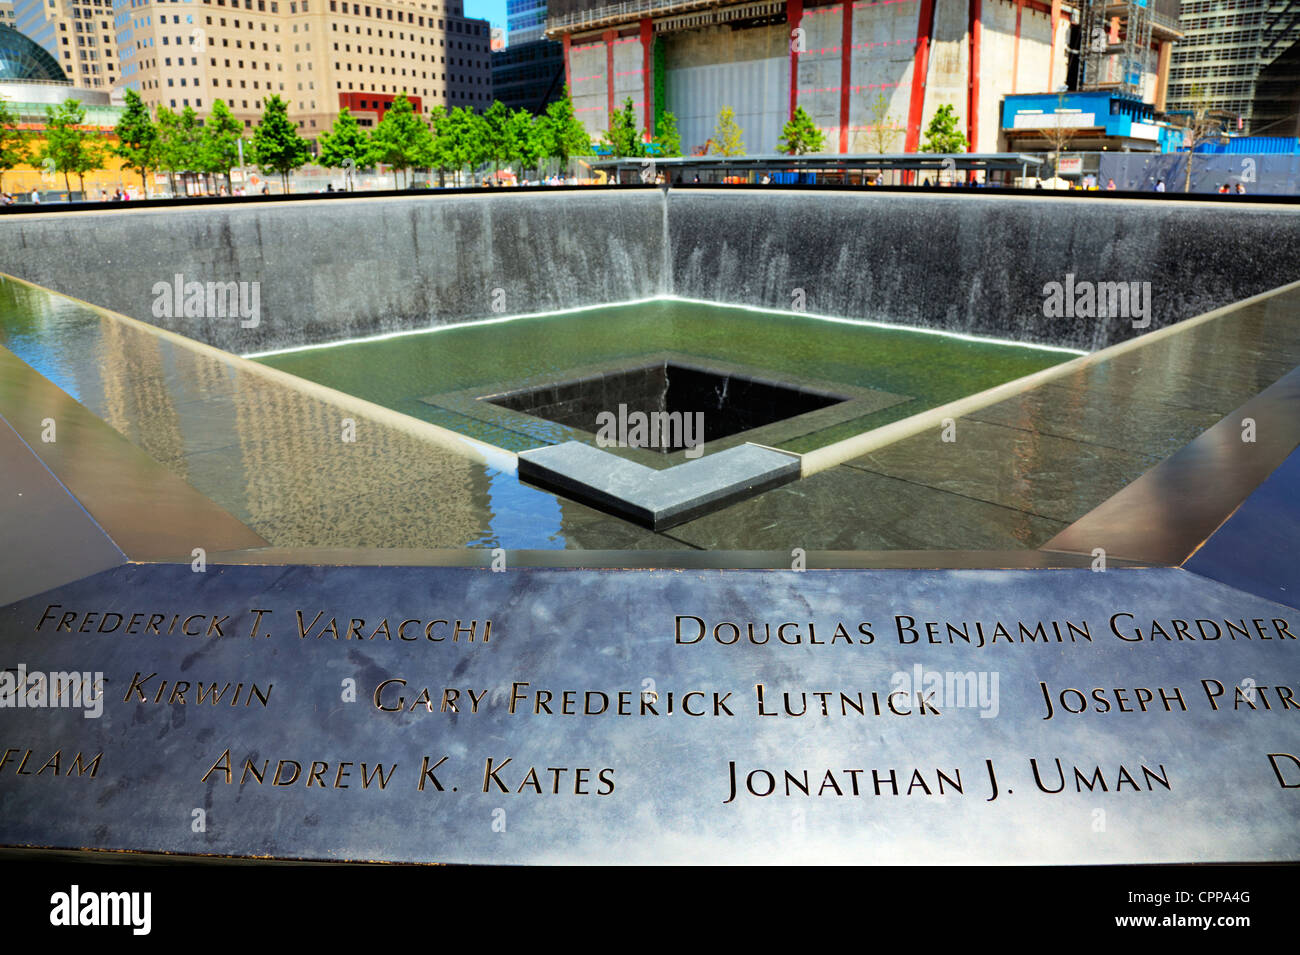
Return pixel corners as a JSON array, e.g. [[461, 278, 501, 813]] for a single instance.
[[250, 299, 1074, 455]]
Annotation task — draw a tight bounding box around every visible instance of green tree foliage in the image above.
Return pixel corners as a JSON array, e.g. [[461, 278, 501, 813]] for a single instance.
[[481, 99, 515, 177], [200, 99, 246, 191], [540, 91, 591, 168], [427, 105, 489, 183], [712, 106, 745, 156], [651, 109, 681, 158], [0, 99, 28, 193], [251, 94, 312, 192], [777, 105, 826, 155], [859, 91, 901, 153], [112, 89, 155, 194], [601, 97, 644, 158], [154, 105, 204, 194], [369, 93, 432, 188], [39, 99, 106, 197], [920, 103, 968, 154], [508, 107, 545, 178], [152, 107, 180, 194], [423, 105, 456, 184], [317, 107, 372, 189]]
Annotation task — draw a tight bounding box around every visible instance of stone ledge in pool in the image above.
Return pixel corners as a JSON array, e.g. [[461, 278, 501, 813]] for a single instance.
[[518, 441, 801, 530]]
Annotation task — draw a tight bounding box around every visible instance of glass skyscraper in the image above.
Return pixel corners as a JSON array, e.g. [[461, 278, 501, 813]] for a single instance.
[[506, 0, 546, 44]]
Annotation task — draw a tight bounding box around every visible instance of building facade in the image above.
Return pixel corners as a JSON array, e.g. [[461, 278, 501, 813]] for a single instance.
[[1166, 0, 1300, 133], [113, 0, 491, 135], [491, 36, 562, 113], [12, 0, 121, 89], [545, 0, 1084, 156], [507, 0, 546, 44]]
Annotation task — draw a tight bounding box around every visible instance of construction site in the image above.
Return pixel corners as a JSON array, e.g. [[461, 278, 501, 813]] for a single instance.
[[543, 0, 1298, 155]]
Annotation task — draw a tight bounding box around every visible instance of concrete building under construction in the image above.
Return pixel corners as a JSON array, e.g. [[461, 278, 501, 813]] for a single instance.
[[544, 0, 1187, 155]]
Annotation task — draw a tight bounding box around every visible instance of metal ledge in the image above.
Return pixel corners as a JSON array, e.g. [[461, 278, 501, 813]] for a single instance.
[[518, 441, 801, 529]]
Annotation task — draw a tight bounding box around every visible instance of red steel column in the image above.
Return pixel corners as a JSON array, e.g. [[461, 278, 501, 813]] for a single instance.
[[967, 0, 981, 154], [640, 18, 654, 137], [839, 1, 854, 153], [904, 0, 936, 155], [1011, 0, 1023, 93], [788, 0, 803, 121], [604, 28, 616, 124], [562, 34, 572, 91], [1048, 0, 1060, 90]]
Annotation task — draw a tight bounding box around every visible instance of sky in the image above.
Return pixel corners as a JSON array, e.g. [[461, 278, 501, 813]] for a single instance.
[[464, 0, 509, 35]]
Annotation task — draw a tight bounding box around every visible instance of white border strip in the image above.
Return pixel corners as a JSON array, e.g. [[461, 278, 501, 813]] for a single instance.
[[243, 294, 1089, 359]]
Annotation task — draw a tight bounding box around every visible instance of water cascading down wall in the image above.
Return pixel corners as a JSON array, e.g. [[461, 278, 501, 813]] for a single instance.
[[3, 189, 1300, 354]]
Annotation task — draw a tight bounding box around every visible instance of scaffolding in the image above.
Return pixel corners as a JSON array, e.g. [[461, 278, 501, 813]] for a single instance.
[[1078, 0, 1156, 99]]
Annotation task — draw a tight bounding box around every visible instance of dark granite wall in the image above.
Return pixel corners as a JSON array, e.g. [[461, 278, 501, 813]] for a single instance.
[[3, 190, 1299, 354], [668, 191, 1300, 351], [0, 192, 666, 354]]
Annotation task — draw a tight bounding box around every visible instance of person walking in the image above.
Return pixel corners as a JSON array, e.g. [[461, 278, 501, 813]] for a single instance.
[[29, 189, 40, 204], [1154, 179, 1165, 192], [1105, 178, 1117, 190]]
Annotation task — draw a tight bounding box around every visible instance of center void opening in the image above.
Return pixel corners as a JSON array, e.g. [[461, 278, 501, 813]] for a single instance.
[[486, 361, 847, 453]]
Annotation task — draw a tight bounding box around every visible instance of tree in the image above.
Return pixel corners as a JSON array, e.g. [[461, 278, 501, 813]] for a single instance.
[[200, 99, 245, 193], [1039, 91, 1079, 182], [251, 94, 312, 193], [317, 107, 372, 190], [712, 106, 745, 156], [651, 110, 682, 158], [509, 107, 544, 179], [481, 99, 516, 178], [154, 106, 204, 195], [858, 91, 902, 153], [777, 105, 826, 155], [601, 96, 644, 158], [153, 107, 178, 194], [112, 90, 156, 195], [1171, 84, 1233, 193], [39, 99, 105, 198], [0, 99, 28, 194], [369, 93, 432, 188], [460, 108, 491, 184], [920, 103, 968, 154], [428, 105, 489, 184], [540, 90, 591, 171], [424, 105, 457, 185]]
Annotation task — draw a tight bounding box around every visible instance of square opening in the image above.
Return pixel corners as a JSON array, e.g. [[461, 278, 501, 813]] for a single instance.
[[485, 361, 847, 453]]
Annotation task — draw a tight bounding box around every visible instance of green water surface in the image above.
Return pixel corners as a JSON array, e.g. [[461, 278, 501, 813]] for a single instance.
[[254, 300, 1072, 453]]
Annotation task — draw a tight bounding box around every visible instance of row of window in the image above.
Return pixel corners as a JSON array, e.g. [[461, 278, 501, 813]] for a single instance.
[[1178, 0, 1266, 13], [1168, 62, 1269, 78], [1170, 46, 1266, 64]]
